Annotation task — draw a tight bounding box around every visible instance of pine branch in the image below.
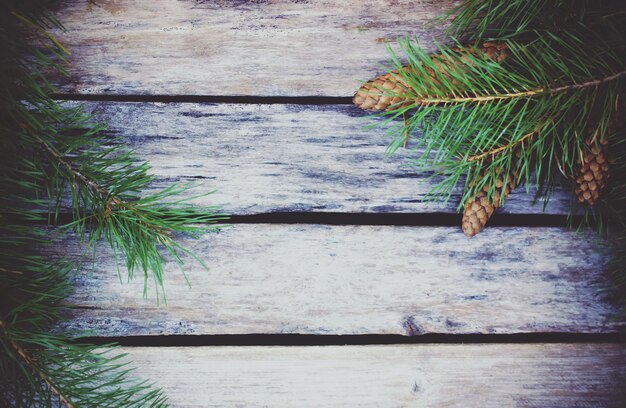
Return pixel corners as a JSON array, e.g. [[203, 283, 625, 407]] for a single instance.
[[1, 1, 227, 405], [432, 0, 550, 39], [33, 132, 109, 199], [33, 131, 175, 240], [0, 237, 169, 407], [8, 89, 227, 301], [435, 0, 625, 41], [465, 125, 540, 163], [411, 69, 626, 105], [375, 30, 624, 207], [0, 320, 75, 408], [354, 0, 626, 297]]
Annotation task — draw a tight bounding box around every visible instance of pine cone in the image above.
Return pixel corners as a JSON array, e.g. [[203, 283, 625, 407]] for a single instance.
[[353, 42, 509, 112], [352, 70, 411, 111], [574, 136, 610, 206], [462, 164, 518, 237]]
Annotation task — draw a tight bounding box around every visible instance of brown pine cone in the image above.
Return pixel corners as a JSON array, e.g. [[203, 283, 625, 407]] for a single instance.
[[353, 42, 509, 112], [352, 70, 411, 111], [462, 164, 518, 237], [574, 136, 610, 206], [480, 41, 509, 63]]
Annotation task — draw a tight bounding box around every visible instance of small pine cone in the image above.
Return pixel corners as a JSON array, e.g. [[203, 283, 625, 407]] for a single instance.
[[479, 41, 509, 63], [462, 166, 518, 237], [574, 137, 610, 206], [352, 70, 411, 111], [462, 190, 495, 238], [353, 42, 508, 112]]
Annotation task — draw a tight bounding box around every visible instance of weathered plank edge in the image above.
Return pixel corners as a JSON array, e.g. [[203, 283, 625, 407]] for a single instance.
[[69, 101, 577, 215], [119, 344, 626, 408], [52, 224, 621, 337], [52, 0, 458, 96]]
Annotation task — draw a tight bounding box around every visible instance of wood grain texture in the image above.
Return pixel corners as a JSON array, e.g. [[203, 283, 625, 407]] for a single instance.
[[78, 101, 574, 215], [120, 344, 626, 407], [54, 224, 621, 336], [52, 0, 457, 96]]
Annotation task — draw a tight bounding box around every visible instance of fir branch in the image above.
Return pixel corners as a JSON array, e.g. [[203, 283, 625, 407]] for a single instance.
[[357, 0, 626, 297], [378, 30, 624, 207], [412, 69, 626, 105], [0, 320, 75, 408], [1, 1, 227, 405], [465, 126, 540, 163], [434, 0, 624, 41]]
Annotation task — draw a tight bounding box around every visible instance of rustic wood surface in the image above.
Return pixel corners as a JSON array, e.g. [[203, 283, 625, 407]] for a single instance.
[[119, 344, 626, 407], [46, 1, 626, 406], [76, 101, 574, 215], [52, 0, 457, 96], [53, 225, 621, 336]]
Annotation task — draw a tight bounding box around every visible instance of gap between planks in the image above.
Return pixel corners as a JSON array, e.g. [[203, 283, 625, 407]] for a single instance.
[[46, 211, 575, 228], [53, 94, 355, 105], [75, 332, 626, 347]]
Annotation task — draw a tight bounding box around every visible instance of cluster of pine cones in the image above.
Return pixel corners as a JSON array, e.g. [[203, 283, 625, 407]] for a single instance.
[[353, 42, 612, 237]]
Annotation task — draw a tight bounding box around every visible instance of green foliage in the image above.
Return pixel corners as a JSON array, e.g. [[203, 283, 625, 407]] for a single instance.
[[374, 0, 625, 303], [433, 0, 552, 39], [383, 31, 624, 209], [1, 1, 227, 405], [434, 0, 624, 41], [1, 230, 168, 407], [3, 11, 226, 300]]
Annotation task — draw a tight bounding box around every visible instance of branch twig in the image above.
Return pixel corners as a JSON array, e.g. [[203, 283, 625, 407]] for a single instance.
[[416, 69, 626, 105], [0, 319, 75, 408], [33, 134, 171, 236], [467, 129, 537, 162], [32, 133, 115, 202], [0, 266, 23, 275]]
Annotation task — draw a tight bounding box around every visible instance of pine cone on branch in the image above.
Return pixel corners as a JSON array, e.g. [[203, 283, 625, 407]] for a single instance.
[[352, 70, 411, 111], [574, 135, 610, 206], [462, 161, 519, 237], [353, 42, 509, 112]]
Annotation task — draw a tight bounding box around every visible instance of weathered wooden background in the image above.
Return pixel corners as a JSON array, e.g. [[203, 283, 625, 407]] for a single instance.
[[51, 1, 625, 407]]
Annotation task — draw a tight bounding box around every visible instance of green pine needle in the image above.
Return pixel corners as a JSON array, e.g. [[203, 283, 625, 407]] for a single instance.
[[380, 31, 624, 208], [371, 0, 626, 307], [2, 1, 228, 405]]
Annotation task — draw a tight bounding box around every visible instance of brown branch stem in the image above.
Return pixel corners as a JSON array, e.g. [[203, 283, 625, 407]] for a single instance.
[[549, 69, 626, 94], [467, 129, 537, 163], [416, 69, 626, 105], [0, 266, 24, 275], [0, 319, 75, 408], [33, 134, 116, 203], [34, 134, 170, 237]]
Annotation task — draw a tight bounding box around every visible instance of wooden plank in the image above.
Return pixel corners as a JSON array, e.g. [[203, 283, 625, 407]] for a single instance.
[[78, 101, 574, 215], [120, 344, 626, 407], [55, 224, 620, 336], [52, 0, 458, 96]]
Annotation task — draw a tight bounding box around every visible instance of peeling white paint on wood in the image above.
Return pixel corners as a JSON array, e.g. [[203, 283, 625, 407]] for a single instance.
[[53, 225, 620, 336], [52, 0, 458, 96], [120, 344, 626, 407], [77, 102, 574, 215]]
